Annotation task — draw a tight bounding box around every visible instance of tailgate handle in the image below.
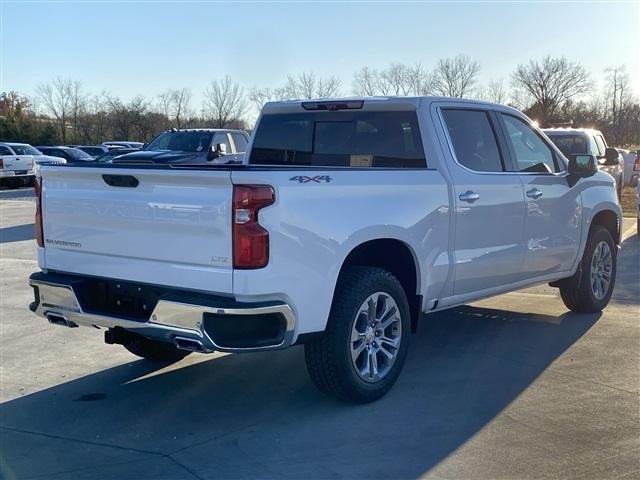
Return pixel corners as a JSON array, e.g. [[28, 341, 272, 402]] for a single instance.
[[102, 174, 139, 188]]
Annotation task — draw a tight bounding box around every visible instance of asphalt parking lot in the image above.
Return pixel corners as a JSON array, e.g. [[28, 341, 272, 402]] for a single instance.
[[1, 187, 638, 480]]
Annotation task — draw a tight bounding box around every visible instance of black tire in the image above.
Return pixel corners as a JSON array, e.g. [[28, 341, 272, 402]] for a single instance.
[[559, 225, 617, 313], [304, 266, 411, 403], [123, 335, 191, 362]]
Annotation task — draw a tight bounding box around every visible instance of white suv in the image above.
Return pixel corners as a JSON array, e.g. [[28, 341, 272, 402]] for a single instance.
[[543, 128, 624, 199]]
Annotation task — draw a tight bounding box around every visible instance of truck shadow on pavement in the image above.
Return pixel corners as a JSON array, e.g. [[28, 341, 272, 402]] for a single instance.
[[0, 223, 34, 243], [0, 306, 600, 479]]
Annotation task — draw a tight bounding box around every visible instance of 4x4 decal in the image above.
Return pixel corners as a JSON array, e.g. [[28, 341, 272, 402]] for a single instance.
[[289, 175, 333, 183]]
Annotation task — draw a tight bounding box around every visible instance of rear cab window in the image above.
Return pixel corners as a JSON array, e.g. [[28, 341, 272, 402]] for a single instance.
[[249, 110, 426, 168]]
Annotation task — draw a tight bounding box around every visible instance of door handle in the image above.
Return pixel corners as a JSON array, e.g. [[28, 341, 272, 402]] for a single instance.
[[459, 191, 480, 203], [526, 188, 543, 199]]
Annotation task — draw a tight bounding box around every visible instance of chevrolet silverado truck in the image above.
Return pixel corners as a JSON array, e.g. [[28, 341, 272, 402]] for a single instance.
[[29, 97, 621, 403]]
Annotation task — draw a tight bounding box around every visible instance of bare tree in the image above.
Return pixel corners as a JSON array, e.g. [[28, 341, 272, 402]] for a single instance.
[[512, 56, 591, 124], [157, 90, 173, 129], [171, 88, 192, 129], [432, 55, 480, 98], [36, 77, 84, 143], [353, 63, 433, 97], [477, 78, 508, 104], [283, 72, 341, 99], [604, 65, 632, 144], [203, 76, 247, 128], [352, 67, 379, 96]]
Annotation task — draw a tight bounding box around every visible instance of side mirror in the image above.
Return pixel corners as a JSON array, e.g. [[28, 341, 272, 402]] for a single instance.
[[568, 154, 598, 177], [604, 147, 620, 165], [216, 143, 227, 156]]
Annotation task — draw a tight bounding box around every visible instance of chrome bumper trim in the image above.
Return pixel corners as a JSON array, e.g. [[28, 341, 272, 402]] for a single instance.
[[29, 278, 296, 353]]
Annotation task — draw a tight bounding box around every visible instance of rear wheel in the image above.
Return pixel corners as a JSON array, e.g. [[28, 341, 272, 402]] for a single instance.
[[123, 335, 191, 362], [304, 266, 410, 403], [559, 225, 617, 313]]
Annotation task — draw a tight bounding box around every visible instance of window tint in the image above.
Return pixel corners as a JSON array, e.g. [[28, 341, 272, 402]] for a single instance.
[[0, 146, 13, 155], [441, 109, 503, 172], [250, 111, 426, 168], [501, 115, 558, 173], [594, 135, 606, 156], [231, 133, 248, 153], [213, 133, 231, 154]]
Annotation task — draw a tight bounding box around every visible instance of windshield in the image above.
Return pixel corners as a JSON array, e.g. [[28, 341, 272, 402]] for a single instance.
[[65, 148, 94, 160], [547, 134, 588, 156], [146, 131, 212, 152], [10, 145, 41, 156]]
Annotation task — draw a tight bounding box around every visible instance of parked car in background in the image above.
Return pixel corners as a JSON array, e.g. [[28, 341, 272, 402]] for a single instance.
[[627, 150, 639, 187], [1, 143, 65, 166], [0, 142, 36, 187], [102, 141, 144, 149], [74, 145, 109, 158], [30, 97, 621, 403], [543, 128, 624, 198], [36, 146, 95, 163], [94, 147, 140, 163], [112, 129, 249, 165], [613, 148, 639, 186]]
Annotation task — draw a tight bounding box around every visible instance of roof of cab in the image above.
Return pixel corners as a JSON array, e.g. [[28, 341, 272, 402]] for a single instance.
[[261, 96, 524, 116]]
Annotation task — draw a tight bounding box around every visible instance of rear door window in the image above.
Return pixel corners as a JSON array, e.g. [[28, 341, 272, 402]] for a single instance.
[[249, 111, 426, 168], [0, 146, 13, 155], [441, 109, 504, 172]]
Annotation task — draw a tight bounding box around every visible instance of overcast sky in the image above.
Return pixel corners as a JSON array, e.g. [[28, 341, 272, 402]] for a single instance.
[[2, 1, 638, 106]]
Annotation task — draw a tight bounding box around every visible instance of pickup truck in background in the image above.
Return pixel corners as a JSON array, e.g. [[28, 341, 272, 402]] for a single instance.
[[112, 128, 249, 165], [29, 97, 621, 403], [0, 143, 36, 187]]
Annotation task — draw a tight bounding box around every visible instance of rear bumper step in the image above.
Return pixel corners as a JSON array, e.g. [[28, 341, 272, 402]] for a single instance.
[[29, 272, 296, 353]]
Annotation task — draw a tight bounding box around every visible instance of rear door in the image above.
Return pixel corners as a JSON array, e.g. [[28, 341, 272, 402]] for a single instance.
[[439, 107, 527, 295], [497, 113, 581, 277], [41, 166, 234, 294]]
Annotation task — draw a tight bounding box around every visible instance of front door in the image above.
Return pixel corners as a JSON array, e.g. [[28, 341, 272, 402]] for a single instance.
[[497, 113, 581, 277], [439, 108, 527, 296]]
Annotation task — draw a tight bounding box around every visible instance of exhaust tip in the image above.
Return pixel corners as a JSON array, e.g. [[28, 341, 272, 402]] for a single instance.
[[173, 336, 206, 353], [46, 313, 78, 328]]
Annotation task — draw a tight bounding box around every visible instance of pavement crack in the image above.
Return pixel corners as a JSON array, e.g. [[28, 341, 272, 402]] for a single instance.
[[0, 425, 165, 457]]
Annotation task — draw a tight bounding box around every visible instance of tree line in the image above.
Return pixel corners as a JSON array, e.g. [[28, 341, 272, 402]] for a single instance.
[[1, 55, 638, 147]]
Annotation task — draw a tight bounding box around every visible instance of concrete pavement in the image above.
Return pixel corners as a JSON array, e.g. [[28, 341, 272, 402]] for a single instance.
[[1, 188, 638, 479]]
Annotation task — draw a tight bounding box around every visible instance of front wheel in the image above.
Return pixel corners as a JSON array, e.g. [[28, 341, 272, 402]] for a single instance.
[[559, 225, 617, 313], [304, 266, 410, 403]]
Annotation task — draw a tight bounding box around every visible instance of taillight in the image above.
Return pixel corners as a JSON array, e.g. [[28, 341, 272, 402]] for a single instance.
[[634, 156, 640, 172], [233, 185, 274, 269], [34, 177, 44, 247], [0, 158, 3, 168]]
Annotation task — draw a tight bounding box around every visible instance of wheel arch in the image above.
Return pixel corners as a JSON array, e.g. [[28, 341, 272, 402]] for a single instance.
[[335, 238, 422, 332], [590, 208, 621, 245]]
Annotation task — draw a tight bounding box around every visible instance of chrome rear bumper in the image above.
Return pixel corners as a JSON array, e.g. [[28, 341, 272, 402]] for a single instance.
[[29, 275, 295, 353]]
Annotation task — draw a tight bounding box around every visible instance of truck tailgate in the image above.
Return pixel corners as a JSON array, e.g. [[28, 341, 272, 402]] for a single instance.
[[40, 166, 234, 294]]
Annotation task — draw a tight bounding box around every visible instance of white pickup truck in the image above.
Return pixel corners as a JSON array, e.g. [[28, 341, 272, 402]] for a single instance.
[[29, 97, 621, 402]]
